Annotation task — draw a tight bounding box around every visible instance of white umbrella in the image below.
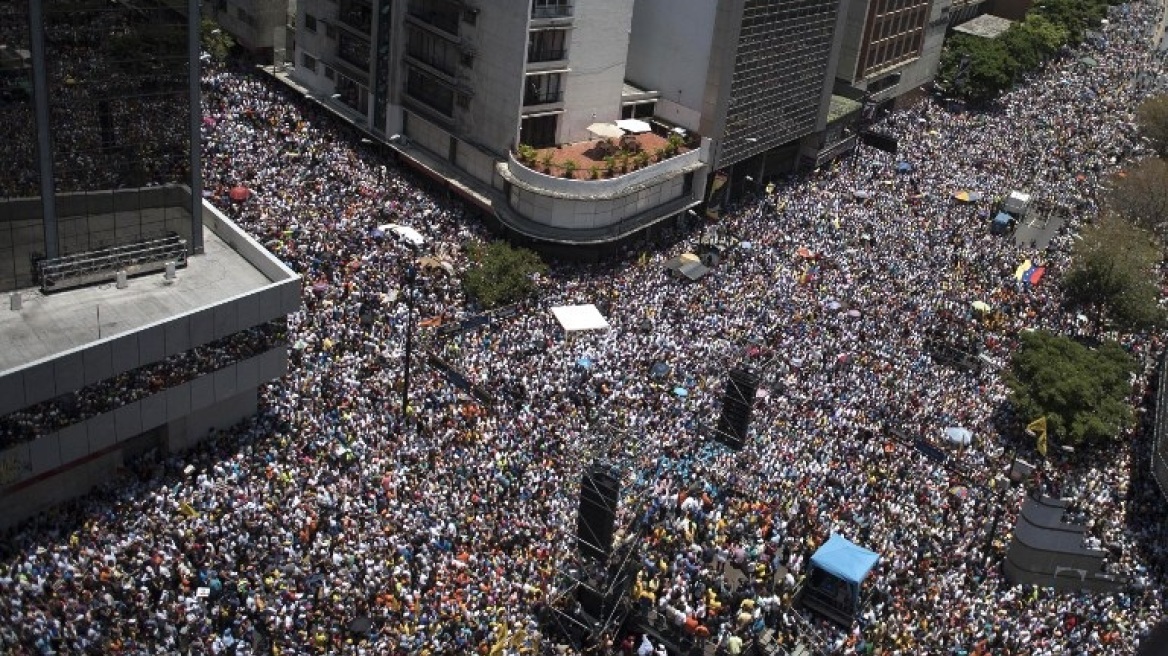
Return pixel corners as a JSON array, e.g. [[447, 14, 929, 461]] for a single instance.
[[944, 427, 973, 446], [378, 223, 425, 247], [586, 122, 624, 139], [615, 118, 652, 134]]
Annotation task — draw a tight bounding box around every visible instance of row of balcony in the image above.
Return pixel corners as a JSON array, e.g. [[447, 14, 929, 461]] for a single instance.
[[524, 89, 563, 106], [531, 2, 573, 19]]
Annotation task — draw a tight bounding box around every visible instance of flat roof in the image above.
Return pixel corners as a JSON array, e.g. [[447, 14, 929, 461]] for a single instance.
[[953, 14, 1014, 39], [827, 95, 863, 123], [621, 81, 660, 101], [0, 222, 277, 373]]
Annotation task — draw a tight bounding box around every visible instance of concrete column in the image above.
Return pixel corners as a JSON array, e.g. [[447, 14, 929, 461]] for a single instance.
[[29, 0, 58, 259], [188, 0, 205, 254]]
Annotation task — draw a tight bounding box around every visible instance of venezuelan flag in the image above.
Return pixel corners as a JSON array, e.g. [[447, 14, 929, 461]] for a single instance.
[[1014, 259, 1032, 281]]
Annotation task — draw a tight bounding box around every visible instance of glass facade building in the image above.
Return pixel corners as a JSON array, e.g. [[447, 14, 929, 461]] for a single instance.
[[0, 0, 201, 293]]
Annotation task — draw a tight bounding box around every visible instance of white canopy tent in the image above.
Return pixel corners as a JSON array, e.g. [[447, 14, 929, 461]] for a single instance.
[[551, 304, 610, 332]]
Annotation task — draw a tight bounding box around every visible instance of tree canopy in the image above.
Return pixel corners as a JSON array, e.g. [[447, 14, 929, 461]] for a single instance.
[[939, 34, 1015, 103], [1062, 215, 1164, 332], [938, 1, 1106, 103], [461, 241, 547, 309], [201, 19, 235, 64], [1103, 158, 1168, 238], [1007, 330, 1136, 449], [1136, 94, 1168, 158]]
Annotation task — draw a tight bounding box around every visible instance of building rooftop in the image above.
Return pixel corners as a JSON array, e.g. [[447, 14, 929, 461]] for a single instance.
[[953, 14, 1014, 39], [621, 81, 659, 101], [827, 95, 862, 123], [0, 207, 292, 373]]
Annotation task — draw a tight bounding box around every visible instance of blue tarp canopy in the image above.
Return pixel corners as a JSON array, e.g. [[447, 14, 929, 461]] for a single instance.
[[810, 534, 880, 585], [993, 212, 1013, 225]]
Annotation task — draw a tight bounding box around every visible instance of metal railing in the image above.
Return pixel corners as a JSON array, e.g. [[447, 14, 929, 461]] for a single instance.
[[407, 7, 460, 35], [38, 232, 188, 293], [527, 48, 566, 63], [523, 89, 563, 106], [531, 2, 573, 19]]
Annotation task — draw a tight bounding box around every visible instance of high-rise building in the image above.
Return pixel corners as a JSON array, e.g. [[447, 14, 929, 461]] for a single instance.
[[0, 0, 300, 528], [627, 0, 849, 199], [204, 0, 296, 56], [833, 0, 952, 107], [284, 0, 853, 251]]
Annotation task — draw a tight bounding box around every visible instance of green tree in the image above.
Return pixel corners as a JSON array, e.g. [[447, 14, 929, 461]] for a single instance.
[[1001, 25, 1044, 73], [201, 18, 235, 64], [939, 34, 1016, 103], [1103, 158, 1168, 237], [1033, 0, 1107, 44], [1007, 331, 1136, 449], [1062, 215, 1164, 331], [462, 241, 547, 308], [1136, 94, 1168, 158], [1017, 14, 1069, 59]]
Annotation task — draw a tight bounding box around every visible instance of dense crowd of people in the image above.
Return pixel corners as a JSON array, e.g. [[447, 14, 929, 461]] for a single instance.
[[0, 321, 286, 448], [1, 0, 1168, 654]]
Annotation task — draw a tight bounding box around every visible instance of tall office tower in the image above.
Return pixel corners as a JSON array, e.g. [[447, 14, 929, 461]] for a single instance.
[[833, 0, 952, 108], [0, 0, 300, 528], [204, 0, 296, 56], [627, 0, 848, 195]]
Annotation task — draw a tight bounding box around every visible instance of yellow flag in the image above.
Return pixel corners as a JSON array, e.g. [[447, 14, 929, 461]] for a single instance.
[[639, 251, 648, 267], [1028, 417, 1048, 456], [490, 623, 510, 656], [178, 502, 199, 518]]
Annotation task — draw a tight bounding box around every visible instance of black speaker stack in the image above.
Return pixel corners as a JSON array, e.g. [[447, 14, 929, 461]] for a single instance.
[[714, 365, 759, 450], [576, 463, 620, 561]]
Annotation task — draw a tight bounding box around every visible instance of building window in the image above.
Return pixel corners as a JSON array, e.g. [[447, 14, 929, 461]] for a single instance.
[[407, 66, 455, 116], [456, 93, 470, 109], [408, 0, 461, 35], [621, 102, 655, 119], [462, 8, 478, 25], [304, 13, 317, 32], [527, 29, 566, 62], [524, 72, 563, 105], [338, 31, 371, 69], [301, 52, 317, 73], [461, 52, 475, 69], [407, 25, 458, 76], [531, 0, 573, 19], [336, 74, 370, 116], [325, 66, 335, 80], [521, 114, 558, 148], [339, 0, 373, 33]]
